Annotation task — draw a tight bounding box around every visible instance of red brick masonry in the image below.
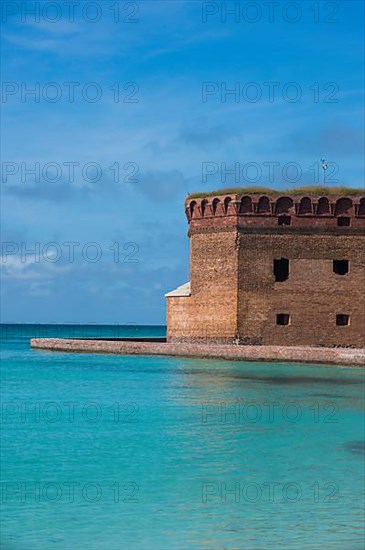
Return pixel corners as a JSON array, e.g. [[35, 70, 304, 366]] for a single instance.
[[30, 339, 365, 366], [167, 191, 365, 347]]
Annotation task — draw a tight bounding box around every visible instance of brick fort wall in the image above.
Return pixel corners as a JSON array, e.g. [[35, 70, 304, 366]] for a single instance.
[[166, 192, 365, 347]]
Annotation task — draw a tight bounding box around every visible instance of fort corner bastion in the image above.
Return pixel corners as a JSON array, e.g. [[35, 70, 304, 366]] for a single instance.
[[166, 187, 365, 348]]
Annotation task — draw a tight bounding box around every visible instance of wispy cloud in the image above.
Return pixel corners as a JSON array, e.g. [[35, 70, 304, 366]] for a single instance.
[[1, 0, 364, 322]]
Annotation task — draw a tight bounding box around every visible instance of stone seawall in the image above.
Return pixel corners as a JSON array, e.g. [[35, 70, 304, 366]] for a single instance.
[[30, 338, 365, 366]]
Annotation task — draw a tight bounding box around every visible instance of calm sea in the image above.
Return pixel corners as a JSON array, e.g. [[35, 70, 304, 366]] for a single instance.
[[1, 324, 364, 549]]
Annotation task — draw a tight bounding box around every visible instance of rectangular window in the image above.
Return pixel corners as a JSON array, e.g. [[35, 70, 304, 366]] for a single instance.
[[277, 313, 290, 326], [278, 215, 291, 226], [336, 314, 350, 326], [274, 258, 289, 282], [337, 217, 351, 227], [333, 260, 349, 275]]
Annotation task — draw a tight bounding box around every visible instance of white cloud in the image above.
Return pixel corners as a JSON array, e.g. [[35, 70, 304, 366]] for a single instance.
[[0, 253, 71, 281]]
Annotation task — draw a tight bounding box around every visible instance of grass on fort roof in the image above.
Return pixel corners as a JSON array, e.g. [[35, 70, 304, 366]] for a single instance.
[[187, 186, 364, 199]]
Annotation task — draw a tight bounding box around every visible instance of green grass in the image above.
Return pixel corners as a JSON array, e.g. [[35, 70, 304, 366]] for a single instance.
[[187, 186, 364, 199]]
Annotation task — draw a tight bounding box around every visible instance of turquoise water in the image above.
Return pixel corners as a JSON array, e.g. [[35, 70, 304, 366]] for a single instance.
[[1, 324, 364, 549]]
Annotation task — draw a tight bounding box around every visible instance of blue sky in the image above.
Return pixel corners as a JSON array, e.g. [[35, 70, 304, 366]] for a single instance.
[[1, 0, 364, 324]]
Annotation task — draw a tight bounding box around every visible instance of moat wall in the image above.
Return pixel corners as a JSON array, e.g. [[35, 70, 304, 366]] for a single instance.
[[30, 338, 365, 366]]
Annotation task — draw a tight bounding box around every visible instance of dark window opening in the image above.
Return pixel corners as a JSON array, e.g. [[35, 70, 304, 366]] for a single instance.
[[212, 198, 220, 214], [335, 198, 353, 217], [317, 197, 330, 215], [359, 198, 365, 216], [333, 260, 349, 275], [337, 217, 351, 227], [201, 200, 207, 216], [277, 314, 290, 326], [278, 215, 291, 226], [274, 258, 289, 282], [336, 314, 350, 326], [257, 196, 270, 214]]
